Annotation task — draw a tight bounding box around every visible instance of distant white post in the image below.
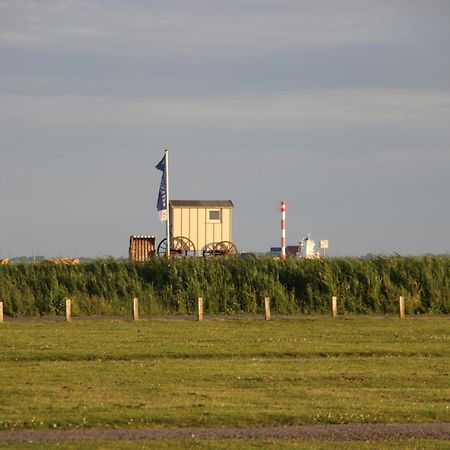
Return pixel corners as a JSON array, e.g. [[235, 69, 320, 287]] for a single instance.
[[332, 296, 337, 318], [0, 302, 3, 323], [399, 296, 405, 319], [280, 201, 287, 260], [197, 297, 204, 321], [165, 149, 171, 257], [133, 297, 139, 321], [264, 297, 271, 321], [65, 299, 72, 322], [320, 240, 329, 257]]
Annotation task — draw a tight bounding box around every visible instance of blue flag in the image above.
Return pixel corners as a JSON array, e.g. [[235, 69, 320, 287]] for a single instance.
[[156, 154, 167, 221]]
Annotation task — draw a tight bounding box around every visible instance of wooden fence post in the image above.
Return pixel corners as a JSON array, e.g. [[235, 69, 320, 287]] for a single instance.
[[197, 297, 203, 321], [399, 296, 405, 319], [332, 296, 337, 318], [0, 302, 3, 323], [133, 297, 139, 321], [65, 299, 72, 322], [264, 297, 271, 321]]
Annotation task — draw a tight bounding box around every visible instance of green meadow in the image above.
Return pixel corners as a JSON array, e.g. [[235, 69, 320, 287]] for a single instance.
[[0, 316, 448, 435]]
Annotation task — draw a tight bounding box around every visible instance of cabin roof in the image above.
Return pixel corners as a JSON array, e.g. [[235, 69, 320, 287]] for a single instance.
[[170, 200, 234, 208]]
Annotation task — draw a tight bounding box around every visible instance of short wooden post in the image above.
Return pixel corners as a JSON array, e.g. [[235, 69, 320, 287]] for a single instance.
[[0, 302, 3, 323], [332, 296, 337, 318], [133, 297, 139, 321], [197, 297, 203, 321], [65, 299, 72, 322], [264, 297, 271, 321], [399, 296, 405, 319]]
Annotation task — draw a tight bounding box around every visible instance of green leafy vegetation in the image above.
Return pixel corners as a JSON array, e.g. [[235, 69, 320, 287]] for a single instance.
[[0, 256, 448, 317]]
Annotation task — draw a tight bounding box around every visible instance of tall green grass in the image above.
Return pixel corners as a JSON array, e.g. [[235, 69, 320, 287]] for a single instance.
[[0, 256, 448, 316]]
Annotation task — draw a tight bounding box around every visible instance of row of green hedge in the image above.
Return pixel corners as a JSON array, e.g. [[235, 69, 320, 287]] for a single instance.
[[0, 256, 448, 316]]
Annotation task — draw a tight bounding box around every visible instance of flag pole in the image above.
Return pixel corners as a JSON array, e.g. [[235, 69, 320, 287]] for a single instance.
[[165, 149, 170, 257]]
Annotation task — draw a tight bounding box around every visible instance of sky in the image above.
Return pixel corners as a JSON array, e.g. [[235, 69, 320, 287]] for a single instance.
[[1, 0, 449, 257]]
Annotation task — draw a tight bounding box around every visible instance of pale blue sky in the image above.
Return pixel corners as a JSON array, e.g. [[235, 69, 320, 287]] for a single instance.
[[1, 0, 449, 257]]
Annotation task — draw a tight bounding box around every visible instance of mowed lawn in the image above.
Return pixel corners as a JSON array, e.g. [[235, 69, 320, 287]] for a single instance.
[[0, 316, 449, 432]]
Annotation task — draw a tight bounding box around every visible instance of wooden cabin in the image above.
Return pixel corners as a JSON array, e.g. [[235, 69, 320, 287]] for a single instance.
[[170, 200, 234, 254]]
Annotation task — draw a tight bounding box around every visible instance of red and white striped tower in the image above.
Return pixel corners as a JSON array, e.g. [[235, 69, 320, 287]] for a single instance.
[[280, 201, 287, 260]]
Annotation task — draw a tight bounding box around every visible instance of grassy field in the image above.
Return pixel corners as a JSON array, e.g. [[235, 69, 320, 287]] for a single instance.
[[0, 316, 449, 447]]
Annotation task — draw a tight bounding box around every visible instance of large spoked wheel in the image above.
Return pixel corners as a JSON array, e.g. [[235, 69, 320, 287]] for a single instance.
[[212, 241, 238, 256], [157, 236, 196, 257], [202, 242, 217, 257]]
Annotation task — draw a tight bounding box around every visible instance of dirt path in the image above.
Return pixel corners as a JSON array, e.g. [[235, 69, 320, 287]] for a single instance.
[[0, 423, 449, 443]]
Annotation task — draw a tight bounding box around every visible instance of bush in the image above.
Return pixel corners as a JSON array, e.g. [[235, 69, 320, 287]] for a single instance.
[[0, 256, 448, 316]]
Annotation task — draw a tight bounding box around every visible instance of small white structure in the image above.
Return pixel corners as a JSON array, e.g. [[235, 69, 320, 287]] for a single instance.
[[319, 240, 329, 256], [299, 234, 321, 259]]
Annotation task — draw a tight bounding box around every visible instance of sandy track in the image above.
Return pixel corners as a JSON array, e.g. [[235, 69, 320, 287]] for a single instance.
[[0, 423, 449, 443]]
